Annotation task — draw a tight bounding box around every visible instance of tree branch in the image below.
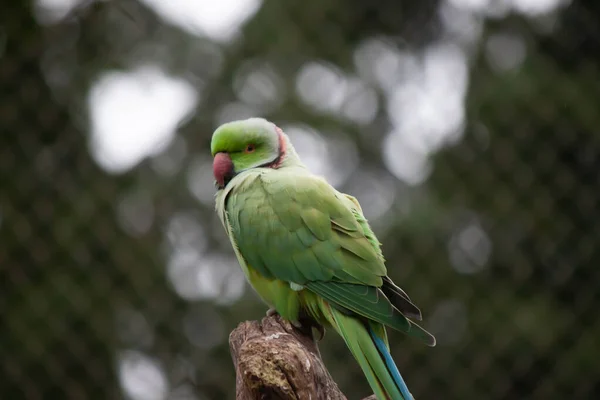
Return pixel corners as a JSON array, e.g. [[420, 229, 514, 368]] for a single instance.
[[229, 314, 376, 400]]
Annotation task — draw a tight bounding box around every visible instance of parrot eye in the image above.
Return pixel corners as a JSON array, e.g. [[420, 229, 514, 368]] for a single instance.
[[245, 144, 256, 153]]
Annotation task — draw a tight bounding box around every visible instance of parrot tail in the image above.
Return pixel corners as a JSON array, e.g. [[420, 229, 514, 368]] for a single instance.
[[368, 325, 413, 400], [327, 306, 413, 400]]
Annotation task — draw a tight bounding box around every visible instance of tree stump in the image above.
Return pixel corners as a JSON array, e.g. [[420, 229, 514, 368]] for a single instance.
[[229, 314, 376, 400]]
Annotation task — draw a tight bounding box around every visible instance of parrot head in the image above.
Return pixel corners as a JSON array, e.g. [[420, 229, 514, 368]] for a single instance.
[[210, 118, 291, 189]]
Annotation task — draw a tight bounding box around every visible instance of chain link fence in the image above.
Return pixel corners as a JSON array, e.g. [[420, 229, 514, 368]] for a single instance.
[[1, 0, 598, 399]]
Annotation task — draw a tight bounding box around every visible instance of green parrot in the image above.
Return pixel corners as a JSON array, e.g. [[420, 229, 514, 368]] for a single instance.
[[211, 118, 435, 400]]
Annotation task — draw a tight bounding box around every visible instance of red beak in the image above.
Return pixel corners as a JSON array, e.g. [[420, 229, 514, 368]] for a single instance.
[[213, 152, 233, 189]]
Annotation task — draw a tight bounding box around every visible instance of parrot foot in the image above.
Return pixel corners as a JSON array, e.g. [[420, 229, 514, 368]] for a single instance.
[[266, 308, 279, 317], [291, 320, 303, 329], [296, 315, 325, 342]]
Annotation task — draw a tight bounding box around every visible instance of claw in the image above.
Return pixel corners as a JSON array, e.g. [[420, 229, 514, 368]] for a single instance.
[[266, 308, 279, 317], [313, 323, 326, 341]]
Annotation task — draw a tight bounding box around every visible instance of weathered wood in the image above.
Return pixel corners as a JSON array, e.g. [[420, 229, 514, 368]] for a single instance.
[[229, 314, 377, 400]]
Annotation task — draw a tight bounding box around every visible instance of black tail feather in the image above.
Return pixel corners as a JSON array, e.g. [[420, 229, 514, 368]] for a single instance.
[[381, 276, 422, 321]]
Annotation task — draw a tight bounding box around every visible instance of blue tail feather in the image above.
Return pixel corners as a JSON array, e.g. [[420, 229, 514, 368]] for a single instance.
[[368, 326, 414, 400]]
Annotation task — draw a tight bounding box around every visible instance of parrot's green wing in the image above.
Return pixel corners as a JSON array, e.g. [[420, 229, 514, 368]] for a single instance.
[[224, 168, 433, 343]]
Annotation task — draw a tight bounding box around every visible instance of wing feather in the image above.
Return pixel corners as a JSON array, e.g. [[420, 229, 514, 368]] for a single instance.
[[306, 281, 410, 332]]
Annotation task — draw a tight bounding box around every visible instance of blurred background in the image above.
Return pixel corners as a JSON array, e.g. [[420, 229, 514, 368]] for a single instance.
[[1, 0, 598, 399]]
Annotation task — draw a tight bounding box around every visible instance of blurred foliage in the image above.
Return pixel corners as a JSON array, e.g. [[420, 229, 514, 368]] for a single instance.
[[1, 0, 599, 399]]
